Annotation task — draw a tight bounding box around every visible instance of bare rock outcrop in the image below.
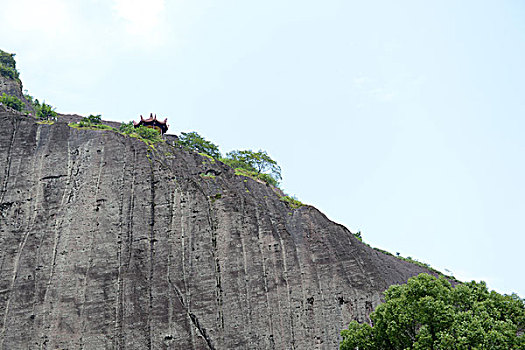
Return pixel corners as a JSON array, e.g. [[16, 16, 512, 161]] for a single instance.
[[0, 108, 433, 349]]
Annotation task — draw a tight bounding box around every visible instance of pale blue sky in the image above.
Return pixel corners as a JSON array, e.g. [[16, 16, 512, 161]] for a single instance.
[[1, 0, 524, 296]]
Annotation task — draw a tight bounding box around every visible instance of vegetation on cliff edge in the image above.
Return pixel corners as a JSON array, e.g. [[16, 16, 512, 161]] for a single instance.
[[0, 50, 20, 82], [0, 93, 24, 111], [119, 121, 163, 144]]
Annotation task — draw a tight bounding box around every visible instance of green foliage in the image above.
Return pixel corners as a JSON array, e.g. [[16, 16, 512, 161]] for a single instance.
[[134, 125, 162, 142], [69, 122, 115, 131], [0, 65, 19, 80], [23, 91, 39, 113], [340, 273, 525, 350], [0, 50, 19, 81], [34, 101, 57, 121], [234, 167, 280, 187], [21, 91, 58, 119], [119, 121, 163, 144], [279, 195, 304, 209], [70, 114, 118, 132], [199, 152, 216, 162], [23, 91, 34, 104], [257, 172, 279, 187], [36, 120, 55, 125], [178, 131, 221, 159], [200, 173, 216, 179], [353, 230, 456, 281], [0, 93, 24, 111], [221, 157, 252, 171], [119, 121, 135, 133], [174, 132, 282, 187], [210, 193, 222, 203], [0, 50, 16, 69], [380, 249, 457, 282], [225, 150, 281, 182], [80, 114, 102, 125], [222, 149, 281, 187], [352, 231, 363, 242]]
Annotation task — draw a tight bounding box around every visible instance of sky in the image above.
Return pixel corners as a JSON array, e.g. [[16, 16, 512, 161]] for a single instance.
[[1, 0, 524, 297]]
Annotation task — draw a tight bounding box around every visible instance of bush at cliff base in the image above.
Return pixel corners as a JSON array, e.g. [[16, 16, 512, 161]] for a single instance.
[[340, 273, 525, 350]]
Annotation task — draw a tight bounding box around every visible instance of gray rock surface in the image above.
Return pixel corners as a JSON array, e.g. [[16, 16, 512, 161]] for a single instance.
[[0, 75, 23, 100], [0, 107, 434, 349], [0, 75, 33, 112]]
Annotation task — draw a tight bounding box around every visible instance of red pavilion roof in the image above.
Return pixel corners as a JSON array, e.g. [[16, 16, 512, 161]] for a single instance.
[[133, 113, 169, 134]]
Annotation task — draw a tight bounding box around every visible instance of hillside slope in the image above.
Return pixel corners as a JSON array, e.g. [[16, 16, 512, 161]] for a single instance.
[[0, 107, 435, 349]]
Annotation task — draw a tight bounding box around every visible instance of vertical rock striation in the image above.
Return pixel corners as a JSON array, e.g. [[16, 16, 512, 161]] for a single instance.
[[0, 108, 434, 349]]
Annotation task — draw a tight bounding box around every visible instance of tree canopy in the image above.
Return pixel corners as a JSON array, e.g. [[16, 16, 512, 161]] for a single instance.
[[176, 131, 282, 187], [340, 273, 525, 350], [0, 50, 19, 80], [225, 150, 281, 179], [36, 102, 57, 121], [81, 114, 102, 124], [118, 121, 163, 144], [178, 131, 221, 159], [0, 93, 24, 111], [223, 149, 281, 187]]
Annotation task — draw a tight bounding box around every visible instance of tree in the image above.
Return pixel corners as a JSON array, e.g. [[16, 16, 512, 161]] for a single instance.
[[119, 122, 162, 144], [119, 121, 134, 133], [0, 93, 24, 111], [0, 50, 19, 81], [224, 150, 281, 182], [340, 273, 525, 350], [178, 131, 221, 159], [36, 102, 57, 121], [134, 125, 162, 143], [81, 114, 102, 124]]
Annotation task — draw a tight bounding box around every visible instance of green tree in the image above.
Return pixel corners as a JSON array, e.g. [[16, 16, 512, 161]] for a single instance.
[[340, 274, 525, 350], [224, 150, 281, 182], [36, 102, 57, 121], [134, 125, 162, 142], [178, 131, 221, 158], [0, 93, 24, 111], [0, 50, 17, 70], [78, 114, 102, 126], [119, 121, 134, 133], [118, 122, 162, 144], [0, 50, 20, 81]]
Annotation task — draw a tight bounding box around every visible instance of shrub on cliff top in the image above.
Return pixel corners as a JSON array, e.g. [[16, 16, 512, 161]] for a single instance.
[[36, 102, 57, 121], [178, 131, 221, 159], [279, 195, 304, 209], [225, 150, 281, 180], [0, 93, 24, 111], [119, 122, 163, 144], [23, 94, 58, 121], [0, 50, 20, 81], [0, 50, 16, 69], [79, 114, 102, 126], [223, 149, 282, 187]]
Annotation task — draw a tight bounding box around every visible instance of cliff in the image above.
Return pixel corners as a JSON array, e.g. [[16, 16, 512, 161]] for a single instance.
[[0, 107, 435, 349], [0, 74, 24, 101]]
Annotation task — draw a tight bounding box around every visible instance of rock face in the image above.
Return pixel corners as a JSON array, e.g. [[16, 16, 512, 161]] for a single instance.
[[0, 107, 433, 349], [0, 74, 32, 112], [0, 75, 23, 100]]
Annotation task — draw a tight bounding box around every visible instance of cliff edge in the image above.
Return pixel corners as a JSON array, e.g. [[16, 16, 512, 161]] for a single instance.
[[0, 107, 435, 349]]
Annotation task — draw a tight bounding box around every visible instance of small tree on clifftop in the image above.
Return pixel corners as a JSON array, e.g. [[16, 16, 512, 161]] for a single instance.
[[178, 131, 221, 159], [225, 150, 281, 182]]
